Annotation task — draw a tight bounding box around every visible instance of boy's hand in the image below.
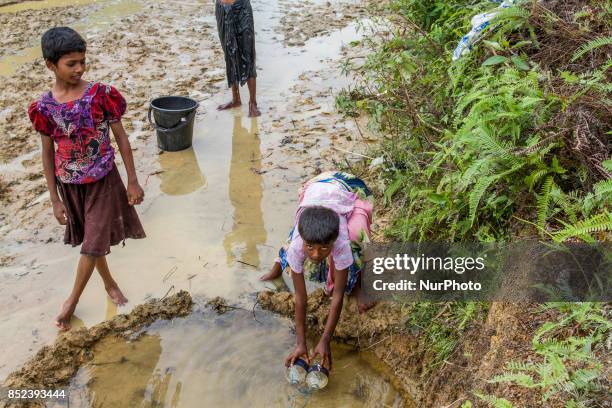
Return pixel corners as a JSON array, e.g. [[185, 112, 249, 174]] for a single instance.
[[313, 338, 332, 371], [52, 200, 67, 225], [285, 343, 309, 367], [127, 182, 144, 206]]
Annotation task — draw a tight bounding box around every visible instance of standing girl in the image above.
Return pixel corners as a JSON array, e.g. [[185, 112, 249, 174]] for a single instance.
[[28, 27, 146, 330]]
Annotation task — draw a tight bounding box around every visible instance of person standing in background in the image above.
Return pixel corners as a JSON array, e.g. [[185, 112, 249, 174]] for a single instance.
[[215, 0, 261, 117]]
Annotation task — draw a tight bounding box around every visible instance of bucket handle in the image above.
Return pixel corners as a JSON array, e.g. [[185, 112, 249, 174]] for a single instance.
[[148, 106, 198, 133]]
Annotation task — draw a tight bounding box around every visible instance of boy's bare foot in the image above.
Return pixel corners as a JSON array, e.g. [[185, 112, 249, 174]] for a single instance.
[[217, 100, 241, 110], [351, 282, 376, 314], [260, 262, 282, 281], [55, 299, 77, 331], [248, 101, 261, 117], [358, 300, 376, 314], [106, 285, 128, 306]]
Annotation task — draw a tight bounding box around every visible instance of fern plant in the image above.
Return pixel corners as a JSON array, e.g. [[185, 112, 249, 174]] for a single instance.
[[484, 303, 610, 406], [571, 36, 612, 62]]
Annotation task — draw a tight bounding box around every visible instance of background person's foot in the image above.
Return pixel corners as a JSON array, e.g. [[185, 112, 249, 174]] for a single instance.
[[248, 101, 261, 117], [55, 299, 77, 330], [106, 285, 128, 306], [217, 100, 241, 110]]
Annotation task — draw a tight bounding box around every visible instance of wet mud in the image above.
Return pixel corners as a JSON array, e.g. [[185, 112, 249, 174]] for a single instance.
[[276, 0, 368, 47], [257, 289, 404, 343], [0, 5, 100, 58], [2, 291, 192, 402]]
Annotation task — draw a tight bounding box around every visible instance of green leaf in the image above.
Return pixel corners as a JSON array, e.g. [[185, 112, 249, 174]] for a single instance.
[[427, 193, 448, 206], [384, 178, 403, 205], [560, 71, 579, 84], [469, 176, 497, 227], [483, 40, 503, 51], [511, 40, 532, 49], [482, 56, 508, 66], [511, 55, 530, 70], [551, 156, 567, 174]]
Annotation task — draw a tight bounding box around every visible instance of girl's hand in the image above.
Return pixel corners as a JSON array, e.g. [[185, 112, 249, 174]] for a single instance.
[[52, 200, 67, 225], [285, 343, 309, 367], [127, 182, 144, 206], [313, 339, 332, 371]]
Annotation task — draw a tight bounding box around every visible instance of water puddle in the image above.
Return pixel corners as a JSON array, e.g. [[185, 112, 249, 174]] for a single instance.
[[68, 309, 405, 407], [0, 0, 96, 13], [0, 0, 143, 76]]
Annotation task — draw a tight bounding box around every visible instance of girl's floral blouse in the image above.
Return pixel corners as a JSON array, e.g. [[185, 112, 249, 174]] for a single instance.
[[28, 82, 126, 184]]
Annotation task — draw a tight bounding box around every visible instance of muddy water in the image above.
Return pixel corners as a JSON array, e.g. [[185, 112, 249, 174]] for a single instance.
[[0, 0, 143, 76], [67, 309, 404, 407], [0, 0, 408, 405]]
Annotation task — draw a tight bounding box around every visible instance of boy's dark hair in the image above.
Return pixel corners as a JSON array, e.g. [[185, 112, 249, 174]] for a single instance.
[[298, 206, 340, 245], [41, 27, 86, 64]]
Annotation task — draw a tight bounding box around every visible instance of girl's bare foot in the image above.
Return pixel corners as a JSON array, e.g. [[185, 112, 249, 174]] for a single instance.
[[106, 285, 128, 306], [248, 101, 261, 117], [217, 100, 241, 110], [55, 299, 77, 331]]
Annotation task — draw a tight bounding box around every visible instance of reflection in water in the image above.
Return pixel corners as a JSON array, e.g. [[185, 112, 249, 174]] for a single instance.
[[158, 147, 206, 196], [82, 334, 165, 407], [223, 116, 267, 267], [0, 0, 96, 13], [105, 297, 117, 321], [69, 311, 408, 407], [147, 367, 182, 408]]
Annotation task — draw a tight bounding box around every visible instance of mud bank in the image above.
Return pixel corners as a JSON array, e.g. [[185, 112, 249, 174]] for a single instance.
[[2, 291, 192, 399], [257, 290, 565, 407]]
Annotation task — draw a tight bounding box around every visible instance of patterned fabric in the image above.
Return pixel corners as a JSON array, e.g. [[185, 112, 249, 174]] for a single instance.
[[286, 181, 355, 274], [216, 0, 257, 87], [28, 82, 126, 184], [278, 172, 373, 294]]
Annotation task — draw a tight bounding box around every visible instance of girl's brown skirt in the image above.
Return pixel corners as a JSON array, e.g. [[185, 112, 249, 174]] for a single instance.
[[57, 164, 146, 257]]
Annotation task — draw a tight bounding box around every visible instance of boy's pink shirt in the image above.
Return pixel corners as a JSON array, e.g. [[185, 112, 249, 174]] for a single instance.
[[286, 182, 356, 273]]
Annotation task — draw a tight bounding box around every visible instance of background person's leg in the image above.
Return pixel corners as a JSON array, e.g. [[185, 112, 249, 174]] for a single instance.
[[247, 77, 260, 117], [218, 83, 242, 110]]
